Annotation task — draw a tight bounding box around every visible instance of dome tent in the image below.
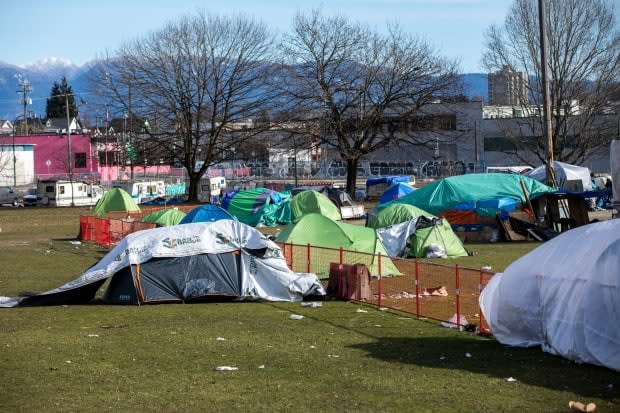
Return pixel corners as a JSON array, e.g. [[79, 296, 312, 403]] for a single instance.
[[0, 220, 325, 307], [140, 208, 187, 226], [221, 188, 291, 227], [290, 190, 341, 222], [368, 203, 468, 258], [275, 213, 401, 278], [180, 204, 235, 224], [479, 219, 620, 371], [93, 188, 141, 216], [379, 182, 415, 204]]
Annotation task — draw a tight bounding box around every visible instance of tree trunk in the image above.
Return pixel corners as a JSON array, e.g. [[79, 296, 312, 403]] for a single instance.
[[187, 172, 200, 203], [345, 158, 359, 196]]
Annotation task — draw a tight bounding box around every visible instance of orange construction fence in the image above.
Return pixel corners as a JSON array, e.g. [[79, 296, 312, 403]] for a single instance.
[[79, 213, 495, 333]]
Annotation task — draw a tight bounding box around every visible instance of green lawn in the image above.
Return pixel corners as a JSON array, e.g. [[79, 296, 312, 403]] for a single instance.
[[0, 207, 618, 413]]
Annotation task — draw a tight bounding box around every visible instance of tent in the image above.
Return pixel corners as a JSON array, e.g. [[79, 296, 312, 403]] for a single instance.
[[290, 190, 341, 222], [525, 161, 592, 191], [479, 219, 620, 371], [368, 203, 468, 258], [0, 220, 325, 307], [180, 204, 235, 224], [381, 173, 555, 216], [275, 213, 401, 278], [379, 182, 415, 204], [221, 188, 291, 227], [366, 176, 411, 199], [140, 208, 187, 226], [93, 188, 141, 216]]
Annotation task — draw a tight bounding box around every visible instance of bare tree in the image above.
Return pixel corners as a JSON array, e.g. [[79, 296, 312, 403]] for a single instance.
[[89, 11, 276, 201], [279, 10, 461, 195], [483, 0, 620, 166]]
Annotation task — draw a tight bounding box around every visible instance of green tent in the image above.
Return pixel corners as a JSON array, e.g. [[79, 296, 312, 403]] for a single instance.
[[140, 208, 186, 226], [381, 173, 555, 215], [275, 213, 401, 278], [290, 190, 341, 222], [93, 188, 141, 217], [368, 204, 468, 258], [221, 188, 291, 227]]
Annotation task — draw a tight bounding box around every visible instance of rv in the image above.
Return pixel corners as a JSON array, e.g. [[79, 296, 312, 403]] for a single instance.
[[38, 179, 105, 207], [112, 180, 166, 204], [198, 176, 227, 203]]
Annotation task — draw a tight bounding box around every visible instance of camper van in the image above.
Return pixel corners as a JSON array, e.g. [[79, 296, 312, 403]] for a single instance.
[[38, 179, 105, 207], [198, 176, 227, 203], [113, 180, 166, 204]]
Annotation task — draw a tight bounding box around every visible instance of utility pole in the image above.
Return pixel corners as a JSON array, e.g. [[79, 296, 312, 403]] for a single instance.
[[17, 79, 31, 135], [66, 92, 75, 207], [538, 0, 554, 186]]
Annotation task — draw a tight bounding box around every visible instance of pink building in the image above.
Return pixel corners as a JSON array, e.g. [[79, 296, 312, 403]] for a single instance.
[[0, 133, 99, 180]]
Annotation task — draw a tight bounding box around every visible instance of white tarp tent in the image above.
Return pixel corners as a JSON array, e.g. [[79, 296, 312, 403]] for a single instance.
[[0, 220, 325, 307], [479, 219, 620, 371], [525, 161, 592, 191]]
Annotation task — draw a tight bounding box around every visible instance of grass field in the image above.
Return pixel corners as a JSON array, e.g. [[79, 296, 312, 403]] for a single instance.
[[1, 207, 619, 413]]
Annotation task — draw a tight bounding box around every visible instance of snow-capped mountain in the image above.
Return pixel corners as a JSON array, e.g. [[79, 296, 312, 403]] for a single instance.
[[0, 58, 489, 122]]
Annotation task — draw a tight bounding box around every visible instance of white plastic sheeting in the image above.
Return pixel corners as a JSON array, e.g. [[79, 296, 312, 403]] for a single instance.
[[0, 220, 325, 307], [526, 161, 592, 191], [479, 220, 620, 371]]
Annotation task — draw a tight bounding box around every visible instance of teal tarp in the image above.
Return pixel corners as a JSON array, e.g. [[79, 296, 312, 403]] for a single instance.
[[379, 173, 555, 215], [221, 188, 291, 227]]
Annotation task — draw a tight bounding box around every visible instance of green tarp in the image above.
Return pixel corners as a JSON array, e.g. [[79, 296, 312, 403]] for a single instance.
[[93, 188, 141, 217], [276, 213, 401, 278], [290, 190, 341, 222], [380, 173, 555, 215], [140, 208, 186, 226], [368, 203, 468, 258], [222, 188, 291, 227]]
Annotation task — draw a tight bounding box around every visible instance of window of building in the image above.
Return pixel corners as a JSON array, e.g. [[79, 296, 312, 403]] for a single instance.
[[74, 152, 87, 168]]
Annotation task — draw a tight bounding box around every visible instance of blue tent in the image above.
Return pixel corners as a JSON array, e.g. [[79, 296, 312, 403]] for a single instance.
[[180, 204, 235, 224], [379, 182, 415, 204]]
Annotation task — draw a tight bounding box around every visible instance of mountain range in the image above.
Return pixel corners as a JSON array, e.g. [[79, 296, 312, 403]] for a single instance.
[[0, 59, 489, 122]]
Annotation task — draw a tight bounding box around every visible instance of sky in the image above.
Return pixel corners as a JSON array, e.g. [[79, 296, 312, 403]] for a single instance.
[[1, 1, 527, 73]]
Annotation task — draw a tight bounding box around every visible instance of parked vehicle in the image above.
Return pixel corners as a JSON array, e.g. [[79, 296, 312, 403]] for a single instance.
[[22, 188, 38, 206], [0, 186, 23, 207], [112, 180, 167, 204], [198, 176, 227, 203], [37, 179, 105, 207]]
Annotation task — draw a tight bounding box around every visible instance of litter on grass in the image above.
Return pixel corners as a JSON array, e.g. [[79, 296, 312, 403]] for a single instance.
[[215, 366, 238, 371], [289, 314, 304, 320], [441, 313, 469, 329], [301, 302, 323, 308]]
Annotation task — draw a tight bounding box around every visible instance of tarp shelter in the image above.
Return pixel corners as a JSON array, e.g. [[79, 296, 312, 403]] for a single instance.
[[180, 204, 235, 224], [479, 220, 620, 372], [221, 188, 291, 227], [290, 190, 341, 222], [381, 173, 555, 216], [140, 208, 186, 226], [366, 176, 410, 199], [93, 188, 141, 216], [379, 182, 415, 204], [0, 220, 325, 307], [525, 161, 592, 191], [275, 213, 401, 278], [368, 203, 468, 258]]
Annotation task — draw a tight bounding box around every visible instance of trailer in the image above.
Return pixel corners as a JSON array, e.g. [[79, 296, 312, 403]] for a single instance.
[[38, 179, 105, 207]]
